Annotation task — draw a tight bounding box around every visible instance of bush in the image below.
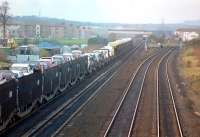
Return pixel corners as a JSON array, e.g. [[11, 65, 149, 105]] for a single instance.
[[40, 49, 49, 57], [187, 60, 192, 67], [88, 36, 108, 45], [0, 50, 8, 62], [196, 60, 200, 67]]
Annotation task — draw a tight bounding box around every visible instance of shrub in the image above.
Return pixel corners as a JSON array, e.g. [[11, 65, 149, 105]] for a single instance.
[[0, 50, 8, 62], [88, 36, 108, 45], [187, 60, 192, 67], [40, 49, 49, 57]]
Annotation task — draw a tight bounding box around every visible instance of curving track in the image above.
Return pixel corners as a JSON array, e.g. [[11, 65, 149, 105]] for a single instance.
[[103, 48, 184, 137], [158, 49, 184, 137], [52, 47, 184, 137], [103, 48, 169, 137], [124, 48, 184, 137], [24, 44, 143, 137], [55, 45, 157, 137], [3, 46, 185, 137], [3, 40, 144, 137], [126, 49, 168, 137]]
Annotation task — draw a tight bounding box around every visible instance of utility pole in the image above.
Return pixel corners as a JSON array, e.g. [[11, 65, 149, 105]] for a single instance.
[[144, 36, 148, 51], [179, 38, 183, 48], [0, 1, 10, 47]]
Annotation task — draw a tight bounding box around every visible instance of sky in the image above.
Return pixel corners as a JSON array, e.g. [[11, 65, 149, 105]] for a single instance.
[[5, 0, 200, 24]]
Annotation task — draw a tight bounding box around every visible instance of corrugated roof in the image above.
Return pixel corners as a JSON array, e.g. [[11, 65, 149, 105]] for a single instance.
[[38, 42, 61, 49]]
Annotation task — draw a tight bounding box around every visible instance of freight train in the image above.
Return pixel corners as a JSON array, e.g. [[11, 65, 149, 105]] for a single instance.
[[0, 38, 134, 131]]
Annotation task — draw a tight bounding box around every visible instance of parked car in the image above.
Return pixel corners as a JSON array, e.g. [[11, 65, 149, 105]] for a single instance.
[[0, 70, 17, 84], [39, 58, 56, 68], [63, 53, 74, 62], [62, 45, 72, 54], [52, 55, 65, 65], [10, 63, 34, 76], [72, 50, 83, 58], [71, 45, 80, 51], [12, 70, 24, 78], [39, 61, 49, 70], [84, 53, 96, 73]]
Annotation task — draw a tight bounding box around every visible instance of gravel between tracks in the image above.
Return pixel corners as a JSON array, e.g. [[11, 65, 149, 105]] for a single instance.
[[159, 51, 180, 137], [130, 53, 159, 137], [56, 47, 156, 137]]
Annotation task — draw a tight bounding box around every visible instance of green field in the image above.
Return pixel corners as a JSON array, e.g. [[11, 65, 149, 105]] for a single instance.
[[48, 39, 87, 45], [14, 38, 87, 46]]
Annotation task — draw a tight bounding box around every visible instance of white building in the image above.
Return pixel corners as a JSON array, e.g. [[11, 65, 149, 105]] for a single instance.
[[175, 28, 200, 42]]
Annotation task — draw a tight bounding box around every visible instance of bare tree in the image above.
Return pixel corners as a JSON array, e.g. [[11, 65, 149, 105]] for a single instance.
[[0, 1, 9, 47]]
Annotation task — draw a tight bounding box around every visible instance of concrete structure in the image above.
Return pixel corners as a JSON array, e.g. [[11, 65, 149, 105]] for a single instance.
[[175, 28, 200, 41]]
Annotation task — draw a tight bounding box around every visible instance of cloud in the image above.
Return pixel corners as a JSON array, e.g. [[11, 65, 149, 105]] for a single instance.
[[7, 0, 40, 15], [5, 0, 200, 23]]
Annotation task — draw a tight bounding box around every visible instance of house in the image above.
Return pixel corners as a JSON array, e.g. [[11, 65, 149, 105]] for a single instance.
[[175, 28, 200, 42]]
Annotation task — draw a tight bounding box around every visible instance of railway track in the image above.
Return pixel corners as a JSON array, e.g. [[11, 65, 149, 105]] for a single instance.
[[103, 48, 169, 137], [23, 46, 143, 137], [158, 49, 184, 137], [3, 43, 142, 137], [126, 49, 172, 137], [55, 47, 158, 137], [103, 48, 184, 137], [126, 48, 165, 137]]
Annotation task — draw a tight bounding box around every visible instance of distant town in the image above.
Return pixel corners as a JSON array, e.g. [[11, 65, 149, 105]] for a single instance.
[[1, 16, 200, 46]]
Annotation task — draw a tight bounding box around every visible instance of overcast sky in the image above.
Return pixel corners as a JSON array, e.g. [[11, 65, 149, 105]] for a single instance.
[[5, 0, 200, 24]]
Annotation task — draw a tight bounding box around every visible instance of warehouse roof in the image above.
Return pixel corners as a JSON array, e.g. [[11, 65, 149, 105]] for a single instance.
[[38, 42, 61, 49]]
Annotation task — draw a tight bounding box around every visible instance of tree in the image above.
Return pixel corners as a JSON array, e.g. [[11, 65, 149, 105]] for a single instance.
[[0, 49, 7, 62], [23, 38, 28, 45], [40, 49, 49, 57], [88, 36, 108, 45], [0, 1, 10, 47]]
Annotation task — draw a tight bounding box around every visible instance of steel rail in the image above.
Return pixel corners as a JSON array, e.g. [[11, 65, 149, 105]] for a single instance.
[[127, 49, 172, 137], [165, 51, 184, 137], [22, 45, 141, 137], [103, 49, 162, 137], [156, 49, 173, 137]]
